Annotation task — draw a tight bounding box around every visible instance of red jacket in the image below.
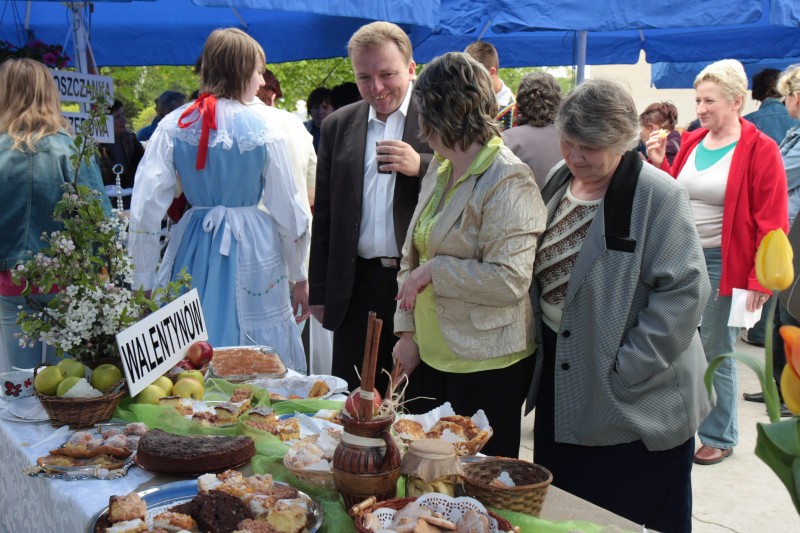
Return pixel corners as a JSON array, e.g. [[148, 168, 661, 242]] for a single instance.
[[660, 118, 788, 296]]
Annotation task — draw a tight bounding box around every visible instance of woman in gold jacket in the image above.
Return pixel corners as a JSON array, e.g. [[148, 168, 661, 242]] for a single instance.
[[392, 52, 546, 457]]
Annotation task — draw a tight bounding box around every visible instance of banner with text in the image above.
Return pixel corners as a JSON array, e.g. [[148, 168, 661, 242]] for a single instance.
[[62, 112, 114, 143], [116, 289, 208, 396], [52, 70, 114, 143], [52, 70, 114, 104]]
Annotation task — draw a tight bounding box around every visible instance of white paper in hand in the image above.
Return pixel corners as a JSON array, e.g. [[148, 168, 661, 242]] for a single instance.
[[727, 288, 763, 328]]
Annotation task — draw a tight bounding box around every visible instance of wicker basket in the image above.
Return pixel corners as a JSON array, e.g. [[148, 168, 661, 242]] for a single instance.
[[350, 496, 519, 533], [283, 454, 336, 489], [33, 365, 126, 428], [461, 458, 552, 517]]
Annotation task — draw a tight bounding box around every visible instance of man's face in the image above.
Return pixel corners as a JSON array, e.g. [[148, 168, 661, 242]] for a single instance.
[[351, 42, 415, 122]]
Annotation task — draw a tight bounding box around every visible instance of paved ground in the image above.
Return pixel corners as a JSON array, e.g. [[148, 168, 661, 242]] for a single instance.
[[519, 334, 800, 532]]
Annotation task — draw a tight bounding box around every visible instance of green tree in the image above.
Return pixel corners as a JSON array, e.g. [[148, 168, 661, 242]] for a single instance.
[[98, 66, 199, 131], [95, 62, 576, 129]]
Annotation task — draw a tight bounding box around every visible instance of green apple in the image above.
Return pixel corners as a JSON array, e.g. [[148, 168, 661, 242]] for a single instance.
[[178, 370, 204, 385], [135, 384, 166, 405], [34, 366, 65, 396], [56, 358, 86, 378], [56, 376, 82, 397], [153, 376, 173, 396], [173, 377, 204, 400], [91, 363, 122, 392]]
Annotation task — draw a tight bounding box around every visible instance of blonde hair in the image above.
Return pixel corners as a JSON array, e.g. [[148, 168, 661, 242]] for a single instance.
[[200, 28, 266, 101], [0, 58, 69, 152], [694, 59, 748, 111], [347, 21, 413, 65], [777, 64, 800, 97]]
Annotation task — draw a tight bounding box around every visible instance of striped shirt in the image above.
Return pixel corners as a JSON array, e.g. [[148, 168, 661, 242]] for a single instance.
[[534, 185, 601, 330]]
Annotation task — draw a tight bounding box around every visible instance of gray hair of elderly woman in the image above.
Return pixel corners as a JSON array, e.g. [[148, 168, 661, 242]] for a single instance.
[[778, 64, 800, 97], [555, 79, 640, 155], [414, 52, 500, 151], [516, 72, 561, 127], [694, 59, 748, 108]]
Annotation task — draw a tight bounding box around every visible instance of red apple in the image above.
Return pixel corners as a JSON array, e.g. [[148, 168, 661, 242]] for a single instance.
[[175, 358, 196, 371], [186, 341, 213, 368]]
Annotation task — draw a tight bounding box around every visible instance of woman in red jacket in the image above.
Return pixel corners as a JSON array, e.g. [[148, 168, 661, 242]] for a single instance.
[[647, 59, 788, 466]]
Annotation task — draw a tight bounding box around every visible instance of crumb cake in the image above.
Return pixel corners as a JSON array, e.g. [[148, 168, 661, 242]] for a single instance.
[[136, 429, 255, 474], [108, 492, 146, 524], [307, 380, 330, 398], [211, 348, 286, 378], [103, 518, 148, 533], [159, 396, 194, 416], [152, 510, 197, 532]]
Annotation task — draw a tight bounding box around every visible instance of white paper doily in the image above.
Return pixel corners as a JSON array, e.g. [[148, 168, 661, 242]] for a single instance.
[[371, 493, 501, 532]]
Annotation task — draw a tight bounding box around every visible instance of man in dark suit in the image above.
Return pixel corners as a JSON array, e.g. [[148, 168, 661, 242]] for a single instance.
[[309, 21, 433, 394]]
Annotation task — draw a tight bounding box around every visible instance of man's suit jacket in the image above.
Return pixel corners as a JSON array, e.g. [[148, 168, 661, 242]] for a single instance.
[[525, 152, 712, 451], [309, 96, 433, 331]]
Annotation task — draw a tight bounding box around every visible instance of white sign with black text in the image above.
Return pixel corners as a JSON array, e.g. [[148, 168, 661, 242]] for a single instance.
[[62, 112, 114, 143], [115, 289, 208, 397], [52, 70, 114, 104]]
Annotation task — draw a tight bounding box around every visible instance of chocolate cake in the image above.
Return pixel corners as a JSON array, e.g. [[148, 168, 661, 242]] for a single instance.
[[170, 490, 252, 533], [135, 429, 255, 474]]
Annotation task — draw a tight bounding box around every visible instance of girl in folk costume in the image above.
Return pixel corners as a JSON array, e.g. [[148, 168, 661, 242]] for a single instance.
[[129, 28, 311, 371]]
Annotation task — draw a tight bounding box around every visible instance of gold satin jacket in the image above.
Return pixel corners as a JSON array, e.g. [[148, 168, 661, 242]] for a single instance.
[[394, 145, 546, 360]]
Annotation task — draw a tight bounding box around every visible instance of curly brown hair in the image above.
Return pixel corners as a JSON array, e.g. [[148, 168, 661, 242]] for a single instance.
[[639, 101, 679, 131], [414, 52, 500, 152], [516, 72, 562, 127]]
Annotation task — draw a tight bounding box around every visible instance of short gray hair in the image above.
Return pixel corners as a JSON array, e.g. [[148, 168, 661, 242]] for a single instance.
[[555, 79, 640, 155], [778, 64, 800, 97], [694, 59, 748, 107]]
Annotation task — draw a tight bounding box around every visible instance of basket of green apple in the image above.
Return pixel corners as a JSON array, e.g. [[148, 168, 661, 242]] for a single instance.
[[33, 359, 126, 429]]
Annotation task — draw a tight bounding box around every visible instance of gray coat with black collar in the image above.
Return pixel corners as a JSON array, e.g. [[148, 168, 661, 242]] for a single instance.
[[525, 151, 713, 451]]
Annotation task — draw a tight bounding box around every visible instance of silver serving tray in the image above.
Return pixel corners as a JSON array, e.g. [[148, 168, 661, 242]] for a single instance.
[[88, 479, 324, 533]]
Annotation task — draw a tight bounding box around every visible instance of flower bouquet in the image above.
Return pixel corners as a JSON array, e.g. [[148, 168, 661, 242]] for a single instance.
[[705, 229, 800, 513], [0, 39, 70, 68], [13, 89, 189, 365]]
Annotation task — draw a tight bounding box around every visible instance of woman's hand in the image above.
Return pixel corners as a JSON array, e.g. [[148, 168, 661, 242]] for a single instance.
[[746, 289, 771, 313], [396, 261, 433, 312], [645, 130, 667, 167], [292, 280, 311, 323], [393, 332, 421, 378]]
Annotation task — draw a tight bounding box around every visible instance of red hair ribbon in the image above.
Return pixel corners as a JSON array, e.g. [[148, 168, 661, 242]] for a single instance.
[[177, 92, 218, 170]]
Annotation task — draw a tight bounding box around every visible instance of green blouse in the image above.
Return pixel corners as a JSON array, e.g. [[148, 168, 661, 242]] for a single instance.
[[411, 136, 534, 373]]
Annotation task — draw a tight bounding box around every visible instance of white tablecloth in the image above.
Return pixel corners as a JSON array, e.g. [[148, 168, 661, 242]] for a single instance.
[[0, 400, 156, 533], [0, 398, 643, 533]]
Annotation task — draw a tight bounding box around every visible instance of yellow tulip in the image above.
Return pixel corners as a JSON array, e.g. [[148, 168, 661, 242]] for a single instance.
[[780, 325, 800, 380], [755, 229, 794, 291], [780, 364, 800, 415]]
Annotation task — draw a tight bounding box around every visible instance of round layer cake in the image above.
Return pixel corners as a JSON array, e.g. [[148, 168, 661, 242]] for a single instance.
[[136, 429, 255, 474]]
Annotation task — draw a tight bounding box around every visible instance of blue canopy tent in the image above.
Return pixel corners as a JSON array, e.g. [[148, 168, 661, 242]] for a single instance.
[[652, 58, 800, 89], [0, 0, 797, 72], [0, 0, 430, 67]]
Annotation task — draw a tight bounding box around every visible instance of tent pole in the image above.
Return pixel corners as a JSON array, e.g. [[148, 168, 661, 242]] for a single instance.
[[576, 31, 587, 84], [69, 3, 89, 76]]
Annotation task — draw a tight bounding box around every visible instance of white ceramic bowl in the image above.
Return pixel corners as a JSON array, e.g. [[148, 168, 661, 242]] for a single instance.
[[0, 370, 35, 400]]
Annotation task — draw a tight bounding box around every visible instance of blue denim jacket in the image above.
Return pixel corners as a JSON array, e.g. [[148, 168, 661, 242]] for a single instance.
[[744, 98, 800, 145], [781, 126, 800, 225], [0, 130, 111, 271]]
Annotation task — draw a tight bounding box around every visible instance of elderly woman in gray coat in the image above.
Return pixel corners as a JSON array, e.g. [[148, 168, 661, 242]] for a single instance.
[[526, 79, 711, 533]]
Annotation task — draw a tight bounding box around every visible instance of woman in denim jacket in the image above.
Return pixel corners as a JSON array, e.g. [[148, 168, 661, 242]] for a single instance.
[[0, 59, 110, 370]]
